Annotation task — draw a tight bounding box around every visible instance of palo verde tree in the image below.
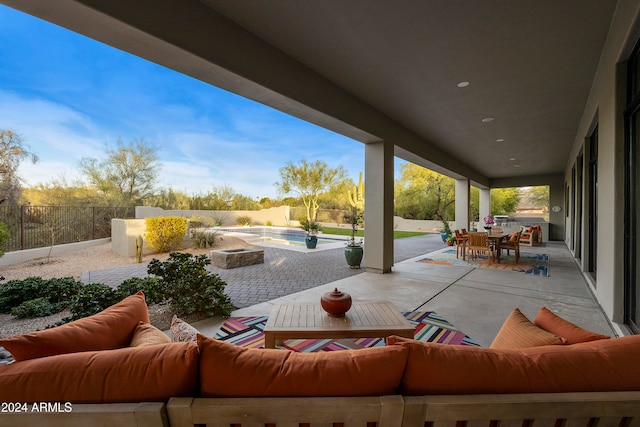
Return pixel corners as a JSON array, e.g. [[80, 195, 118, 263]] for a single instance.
[[394, 163, 455, 221], [275, 159, 347, 221], [78, 138, 160, 206], [0, 129, 39, 205]]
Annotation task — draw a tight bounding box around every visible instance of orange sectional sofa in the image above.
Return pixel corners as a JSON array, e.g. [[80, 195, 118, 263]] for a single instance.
[[1, 293, 639, 427]]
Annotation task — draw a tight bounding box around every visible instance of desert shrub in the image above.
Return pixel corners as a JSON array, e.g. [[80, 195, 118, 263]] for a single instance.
[[211, 213, 227, 226], [10, 297, 66, 319], [0, 276, 83, 316], [236, 215, 252, 226], [147, 252, 234, 317], [145, 216, 188, 252], [190, 230, 219, 249], [63, 283, 121, 322], [188, 215, 216, 228], [265, 220, 273, 226], [116, 276, 165, 305]]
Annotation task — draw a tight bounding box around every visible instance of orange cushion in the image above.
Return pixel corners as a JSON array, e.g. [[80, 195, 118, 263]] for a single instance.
[[0, 342, 199, 403], [534, 307, 610, 344], [387, 335, 640, 395], [0, 292, 149, 361], [130, 321, 171, 347], [197, 334, 408, 397], [490, 308, 566, 349]]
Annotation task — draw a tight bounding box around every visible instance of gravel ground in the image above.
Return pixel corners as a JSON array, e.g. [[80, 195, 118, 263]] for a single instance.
[[0, 237, 251, 339]]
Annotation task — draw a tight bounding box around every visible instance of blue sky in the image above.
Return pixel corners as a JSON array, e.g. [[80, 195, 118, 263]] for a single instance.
[[0, 5, 369, 199]]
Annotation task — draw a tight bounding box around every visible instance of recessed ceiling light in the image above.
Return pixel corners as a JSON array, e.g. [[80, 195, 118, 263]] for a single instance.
[[496, 138, 505, 142], [457, 81, 470, 88], [509, 157, 516, 161], [513, 164, 521, 168], [482, 117, 494, 123]]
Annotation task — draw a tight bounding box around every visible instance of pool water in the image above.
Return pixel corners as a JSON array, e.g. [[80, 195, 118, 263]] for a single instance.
[[211, 226, 345, 247], [259, 236, 341, 246]]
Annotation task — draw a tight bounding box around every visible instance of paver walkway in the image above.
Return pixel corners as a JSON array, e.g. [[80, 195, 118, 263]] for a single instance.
[[81, 234, 445, 308]]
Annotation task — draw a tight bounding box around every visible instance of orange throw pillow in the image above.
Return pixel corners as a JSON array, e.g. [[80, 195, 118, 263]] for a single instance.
[[197, 334, 408, 397], [534, 307, 610, 344], [0, 292, 149, 361], [0, 342, 199, 403], [387, 335, 640, 395], [130, 321, 171, 347], [490, 308, 566, 349]]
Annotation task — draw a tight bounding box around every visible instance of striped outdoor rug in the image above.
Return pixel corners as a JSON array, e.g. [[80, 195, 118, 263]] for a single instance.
[[419, 248, 550, 276], [215, 311, 479, 351]]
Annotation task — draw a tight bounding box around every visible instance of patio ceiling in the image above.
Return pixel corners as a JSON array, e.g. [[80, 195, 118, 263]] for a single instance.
[[0, 0, 618, 187]]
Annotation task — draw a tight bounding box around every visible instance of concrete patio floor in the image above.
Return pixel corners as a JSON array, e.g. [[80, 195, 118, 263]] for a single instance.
[[193, 241, 618, 347]]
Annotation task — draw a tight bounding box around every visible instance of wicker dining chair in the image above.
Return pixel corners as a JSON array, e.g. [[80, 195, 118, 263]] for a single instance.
[[466, 232, 494, 262]]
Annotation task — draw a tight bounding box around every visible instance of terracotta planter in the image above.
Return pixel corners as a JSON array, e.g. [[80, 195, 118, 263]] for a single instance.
[[320, 288, 352, 317]]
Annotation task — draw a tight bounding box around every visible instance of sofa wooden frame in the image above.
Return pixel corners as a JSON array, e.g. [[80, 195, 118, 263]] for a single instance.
[[2, 392, 640, 427]]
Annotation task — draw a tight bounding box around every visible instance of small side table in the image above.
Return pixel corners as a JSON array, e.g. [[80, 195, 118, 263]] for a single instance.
[[263, 302, 414, 349]]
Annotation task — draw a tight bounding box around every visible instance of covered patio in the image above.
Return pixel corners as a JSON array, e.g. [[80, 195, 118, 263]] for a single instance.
[[191, 240, 613, 347], [1, 0, 638, 334]]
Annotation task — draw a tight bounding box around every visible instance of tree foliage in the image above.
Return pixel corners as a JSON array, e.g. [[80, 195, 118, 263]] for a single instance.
[[490, 188, 521, 215], [0, 129, 39, 205], [275, 159, 347, 221], [78, 138, 159, 206], [394, 163, 455, 220]]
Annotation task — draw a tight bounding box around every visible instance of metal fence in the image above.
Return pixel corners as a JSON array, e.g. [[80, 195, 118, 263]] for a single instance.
[[0, 206, 135, 252]]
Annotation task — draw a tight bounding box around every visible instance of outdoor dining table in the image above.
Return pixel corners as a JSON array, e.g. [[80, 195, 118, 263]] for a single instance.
[[461, 231, 510, 263]]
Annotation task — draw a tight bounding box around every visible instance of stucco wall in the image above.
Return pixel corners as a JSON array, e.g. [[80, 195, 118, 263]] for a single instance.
[[564, 1, 640, 324], [135, 206, 291, 227]]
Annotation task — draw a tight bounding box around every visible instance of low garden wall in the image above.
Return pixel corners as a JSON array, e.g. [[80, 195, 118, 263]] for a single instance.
[[135, 206, 291, 227]]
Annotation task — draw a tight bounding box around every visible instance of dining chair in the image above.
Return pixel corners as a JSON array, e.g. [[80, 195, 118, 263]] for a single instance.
[[466, 232, 494, 262], [454, 229, 466, 258], [498, 231, 521, 264]]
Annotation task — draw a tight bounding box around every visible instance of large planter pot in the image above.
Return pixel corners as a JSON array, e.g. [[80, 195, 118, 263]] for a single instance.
[[305, 235, 318, 249], [441, 232, 450, 242], [345, 245, 364, 268]]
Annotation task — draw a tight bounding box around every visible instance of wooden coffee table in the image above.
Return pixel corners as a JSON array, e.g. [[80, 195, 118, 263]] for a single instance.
[[263, 301, 414, 349]]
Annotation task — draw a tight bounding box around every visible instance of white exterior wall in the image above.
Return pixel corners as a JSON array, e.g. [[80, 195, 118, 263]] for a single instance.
[[565, 1, 640, 324]]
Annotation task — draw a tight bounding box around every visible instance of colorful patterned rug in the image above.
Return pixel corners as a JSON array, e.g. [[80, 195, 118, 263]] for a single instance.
[[215, 311, 479, 351], [418, 248, 549, 276]]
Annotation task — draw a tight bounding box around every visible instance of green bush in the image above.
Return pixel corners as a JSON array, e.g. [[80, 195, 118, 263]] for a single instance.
[[145, 216, 188, 252], [147, 252, 234, 317], [10, 297, 64, 319], [0, 277, 83, 316], [117, 276, 165, 305], [63, 283, 121, 323], [190, 230, 219, 249]]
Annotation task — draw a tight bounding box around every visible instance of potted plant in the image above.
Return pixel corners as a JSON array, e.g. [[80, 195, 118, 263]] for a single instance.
[[301, 218, 321, 249], [445, 234, 455, 246], [344, 208, 364, 268], [440, 219, 452, 242]]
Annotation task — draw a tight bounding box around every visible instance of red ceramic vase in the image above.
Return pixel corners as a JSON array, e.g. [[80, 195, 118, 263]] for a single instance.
[[320, 288, 352, 317]]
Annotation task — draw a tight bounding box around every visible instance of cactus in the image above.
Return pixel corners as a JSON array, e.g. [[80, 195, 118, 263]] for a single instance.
[[347, 172, 364, 210], [135, 235, 143, 263]]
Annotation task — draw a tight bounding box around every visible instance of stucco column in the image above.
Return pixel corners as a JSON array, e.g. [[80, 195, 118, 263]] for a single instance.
[[364, 140, 394, 273], [479, 188, 491, 227], [455, 179, 470, 231]]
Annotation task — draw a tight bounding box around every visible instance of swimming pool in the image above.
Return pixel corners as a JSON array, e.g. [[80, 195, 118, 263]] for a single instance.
[[209, 226, 348, 249]]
